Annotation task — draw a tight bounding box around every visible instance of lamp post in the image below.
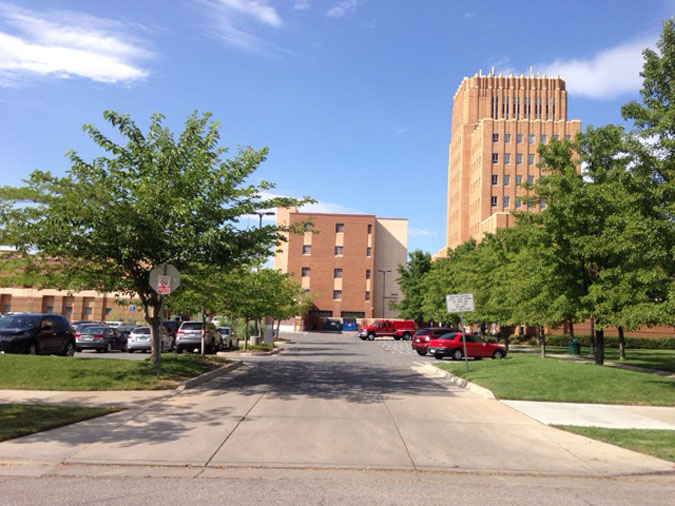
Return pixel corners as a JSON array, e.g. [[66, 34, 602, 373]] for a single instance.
[[377, 269, 391, 318], [253, 211, 274, 340]]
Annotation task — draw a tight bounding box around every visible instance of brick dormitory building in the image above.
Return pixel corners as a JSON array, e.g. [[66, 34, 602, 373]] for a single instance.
[[274, 207, 408, 331]]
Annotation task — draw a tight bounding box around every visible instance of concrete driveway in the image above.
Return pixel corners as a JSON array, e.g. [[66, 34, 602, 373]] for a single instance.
[[0, 332, 672, 478]]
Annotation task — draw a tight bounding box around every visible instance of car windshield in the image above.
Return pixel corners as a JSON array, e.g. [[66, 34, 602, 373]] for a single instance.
[[0, 314, 42, 329], [80, 326, 106, 334], [133, 327, 150, 334], [439, 333, 459, 340], [414, 329, 430, 336], [181, 322, 204, 331]]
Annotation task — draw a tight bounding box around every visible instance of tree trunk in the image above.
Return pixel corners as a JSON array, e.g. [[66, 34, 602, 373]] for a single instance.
[[589, 317, 595, 358], [244, 318, 249, 351], [275, 319, 281, 340], [568, 319, 575, 339], [618, 326, 626, 361], [201, 311, 207, 357], [145, 297, 163, 365], [539, 326, 546, 359], [504, 329, 509, 352], [595, 328, 605, 365]]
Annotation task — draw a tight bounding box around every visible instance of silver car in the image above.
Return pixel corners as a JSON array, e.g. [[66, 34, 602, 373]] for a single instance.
[[176, 321, 222, 354], [127, 326, 173, 353]]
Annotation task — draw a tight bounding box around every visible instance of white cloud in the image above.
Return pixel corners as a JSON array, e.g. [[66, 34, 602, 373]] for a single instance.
[[409, 227, 437, 237], [326, 0, 360, 18], [214, 0, 282, 27], [293, 0, 311, 10], [539, 34, 656, 100], [0, 2, 151, 85], [299, 201, 365, 215]]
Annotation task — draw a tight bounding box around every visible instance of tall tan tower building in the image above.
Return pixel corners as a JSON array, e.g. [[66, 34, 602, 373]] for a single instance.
[[441, 72, 581, 254]]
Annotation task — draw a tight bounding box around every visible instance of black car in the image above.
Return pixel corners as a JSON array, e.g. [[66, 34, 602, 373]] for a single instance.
[[0, 313, 76, 356], [75, 326, 127, 353]]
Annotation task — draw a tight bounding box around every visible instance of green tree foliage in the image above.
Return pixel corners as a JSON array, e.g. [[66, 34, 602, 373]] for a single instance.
[[392, 250, 431, 324], [0, 111, 311, 362]]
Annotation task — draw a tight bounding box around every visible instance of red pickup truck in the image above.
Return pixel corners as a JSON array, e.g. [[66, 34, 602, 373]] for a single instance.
[[358, 320, 417, 341]]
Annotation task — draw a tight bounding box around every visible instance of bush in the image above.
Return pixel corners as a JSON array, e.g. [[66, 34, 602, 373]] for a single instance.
[[546, 334, 675, 350]]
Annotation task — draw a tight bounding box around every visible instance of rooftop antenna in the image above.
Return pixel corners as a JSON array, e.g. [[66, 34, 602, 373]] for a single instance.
[[491, 66, 495, 76], [529, 65, 533, 76]]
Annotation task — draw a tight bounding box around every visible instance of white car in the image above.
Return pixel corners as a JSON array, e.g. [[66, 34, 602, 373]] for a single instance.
[[217, 327, 233, 348], [127, 326, 173, 353]]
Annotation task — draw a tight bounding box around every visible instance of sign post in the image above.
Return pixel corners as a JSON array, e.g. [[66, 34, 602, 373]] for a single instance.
[[149, 264, 181, 377], [446, 293, 474, 372]]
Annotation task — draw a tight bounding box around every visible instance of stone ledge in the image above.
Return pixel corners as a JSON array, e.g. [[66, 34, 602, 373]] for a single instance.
[[413, 363, 496, 399], [176, 361, 243, 391]]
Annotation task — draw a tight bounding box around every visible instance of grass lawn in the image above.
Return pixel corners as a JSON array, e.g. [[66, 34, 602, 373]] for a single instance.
[[0, 404, 118, 442], [0, 354, 227, 391], [555, 425, 675, 463], [434, 352, 675, 406]]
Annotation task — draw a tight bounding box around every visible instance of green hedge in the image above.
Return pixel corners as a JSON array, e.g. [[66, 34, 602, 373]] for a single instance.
[[545, 334, 675, 350]]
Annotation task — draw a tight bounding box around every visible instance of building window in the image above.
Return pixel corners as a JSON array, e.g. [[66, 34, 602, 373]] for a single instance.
[[45, 306, 54, 314], [516, 153, 522, 164], [528, 154, 535, 165], [85, 307, 92, 315], [565, 134, 571, 141], [515, 199, 522, 208], [503, 196, 510, 208], [334, 268, 343, 278], [365, 269, 371, 280], [540, 199, 547, 209], [503, 175, 510, 186], [303, 289, 310, 295], [104, 308, 112, 315], [335, 223, 344, 233], [491, 174, 498, 186], [527, 175, 535, 184], [492, 133, 499, 143], [552, 134, 559, 140], [504, 133, 511, 143], [528, 200, 535, 208], [302, 245, 311, 255], [492, 153, 499, 164], [516, 133, 523, 144], [367, 224, 372, 234], [335, 246, 343, 256], [515, 175, 522, 184], [490, 196, 497, 207], [540, 134, 547, 143], [333, 290, 342, 300], [365, 291, 370, 301], [301, 267, 310, 277], [528, 134, 535, 144], [366, 247, 371, 256], [65, 306, 72, 314], [504, 153, 511, 164]]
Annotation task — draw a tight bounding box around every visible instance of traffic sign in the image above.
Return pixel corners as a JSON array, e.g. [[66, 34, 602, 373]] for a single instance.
[[149, 264, 180, 295], [445, 293, 474, 313]]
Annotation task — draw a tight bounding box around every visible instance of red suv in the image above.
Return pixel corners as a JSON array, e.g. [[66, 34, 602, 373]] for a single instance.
[[428, 332, 506, 360], [411, 328, 456, 356]]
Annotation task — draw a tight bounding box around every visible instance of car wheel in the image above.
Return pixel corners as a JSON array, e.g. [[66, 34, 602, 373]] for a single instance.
[[128, 349, 134, 353], [76, 348, 82, 353], [416, 350, 427, 356], [105, 342, 112, 353], [359, 335, 367, 341], [434, 353, 444, 360], [367, 333, 375, 341], [62, 341, 75, 357], [393, 335, 401, 341], [451, 348, 463, 361], [493, 350, 505, 359], [27, 342, 38, 355], [402, 332, 410, 340]]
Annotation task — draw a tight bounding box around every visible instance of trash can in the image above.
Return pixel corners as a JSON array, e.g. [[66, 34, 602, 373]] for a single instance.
[[568, 338, 580, 355]]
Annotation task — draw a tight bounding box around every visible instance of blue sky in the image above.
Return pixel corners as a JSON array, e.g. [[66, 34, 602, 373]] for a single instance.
[[0, 0, 672, 256]]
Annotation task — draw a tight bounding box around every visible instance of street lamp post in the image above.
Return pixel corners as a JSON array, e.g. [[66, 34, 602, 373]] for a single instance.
[[377, 269, 391, 318], [253, 211, 275, 340]]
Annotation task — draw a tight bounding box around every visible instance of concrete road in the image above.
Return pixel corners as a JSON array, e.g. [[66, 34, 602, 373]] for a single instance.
[[0, 332, 673, 504]]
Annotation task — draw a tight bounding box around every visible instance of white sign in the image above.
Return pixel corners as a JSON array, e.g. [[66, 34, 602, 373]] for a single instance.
[[149, 264, 181, 295], [445, 293, 474, 313]]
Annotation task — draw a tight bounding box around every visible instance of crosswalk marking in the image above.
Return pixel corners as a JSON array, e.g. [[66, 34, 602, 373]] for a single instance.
[[375, 340, 416, 355]]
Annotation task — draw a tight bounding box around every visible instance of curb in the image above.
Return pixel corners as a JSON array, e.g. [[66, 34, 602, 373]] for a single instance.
[[226, 346, 284, 357], [176, 361, 243, 391], [414, 363, 496, 400]]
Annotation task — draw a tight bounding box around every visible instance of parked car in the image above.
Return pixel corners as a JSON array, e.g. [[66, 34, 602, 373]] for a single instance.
[[217, 327, 233, 348], [117, 325, 136, 338], [0, 312, 75, 356], [72, 321, 106, 334], [427, 332, 506, 360], [105, 321, 123, 328], [411, 327, 456, 356], [127, 326, 173, 353], [358, 320, 417, 341], [162, 320, 181, 339], [75, 326, 127, 353], [176, 321, 222, 354]]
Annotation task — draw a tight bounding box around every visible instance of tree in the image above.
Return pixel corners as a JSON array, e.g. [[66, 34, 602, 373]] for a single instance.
[[0, 111, 311, 363], [391, 250, 431, 325]]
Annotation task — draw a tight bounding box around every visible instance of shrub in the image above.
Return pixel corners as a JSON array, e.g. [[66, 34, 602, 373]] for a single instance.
[[546, 334, 675, 350]]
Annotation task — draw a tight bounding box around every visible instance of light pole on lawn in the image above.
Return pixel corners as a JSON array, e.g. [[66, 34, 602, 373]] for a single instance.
[[377, 269, 391, 318], [253, 211, 274, 340]]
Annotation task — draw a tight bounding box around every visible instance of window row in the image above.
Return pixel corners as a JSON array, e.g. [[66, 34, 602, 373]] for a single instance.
[[333, 223, 373, 233], [302, 246, 372, 257], [492, 133, 571, 143], [491, 153, 538, 165], [332, 290, 371, 301], [491, 174, 535, 186], [490, 196, 547, 208], [301, 268, 372, 279]]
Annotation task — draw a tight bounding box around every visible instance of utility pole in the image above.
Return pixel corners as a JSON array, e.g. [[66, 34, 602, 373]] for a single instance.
[[377, 269, 391, 318]]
